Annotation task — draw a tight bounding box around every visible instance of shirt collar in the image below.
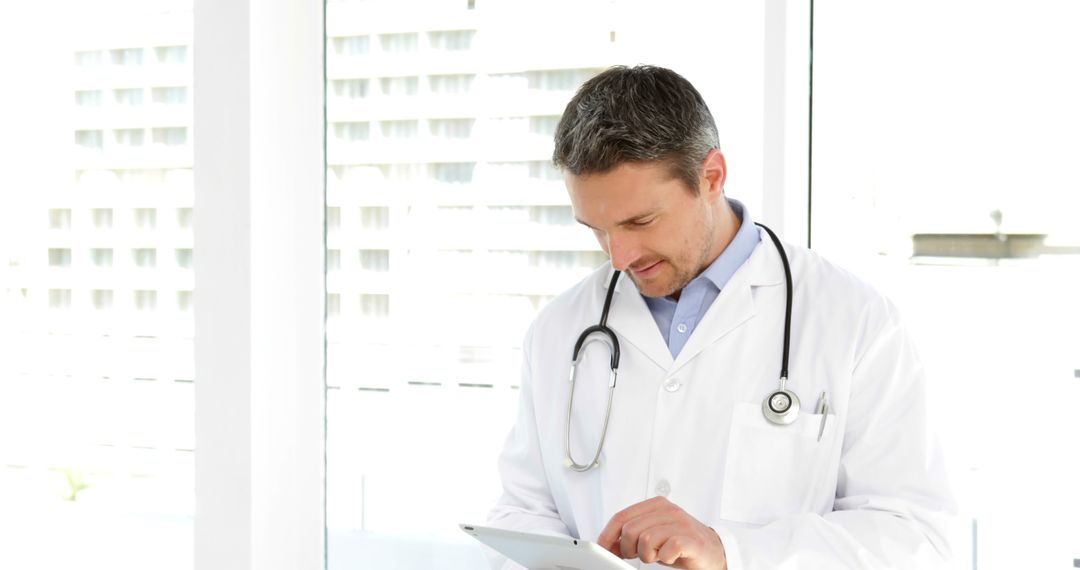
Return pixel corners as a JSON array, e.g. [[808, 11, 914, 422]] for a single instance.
[[693, 198, 761, 294]]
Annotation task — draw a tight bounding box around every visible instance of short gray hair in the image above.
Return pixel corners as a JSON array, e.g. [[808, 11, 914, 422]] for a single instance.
[[552, 65, 720, 193]]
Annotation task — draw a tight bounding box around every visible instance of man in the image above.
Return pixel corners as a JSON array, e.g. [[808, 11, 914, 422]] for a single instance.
[[487, 65, 955, 569]]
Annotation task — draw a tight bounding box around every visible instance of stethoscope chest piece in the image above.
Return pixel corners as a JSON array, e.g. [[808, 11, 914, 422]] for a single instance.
[[762, 382, 801, 425]]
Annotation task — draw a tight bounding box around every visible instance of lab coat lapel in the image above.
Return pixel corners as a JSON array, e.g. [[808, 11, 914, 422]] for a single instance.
[[671, 233, 786, 371], [603, 273, 674, 370]]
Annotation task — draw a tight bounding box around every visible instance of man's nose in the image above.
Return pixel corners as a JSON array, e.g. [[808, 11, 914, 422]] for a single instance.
[[606, 233, 639, 271]]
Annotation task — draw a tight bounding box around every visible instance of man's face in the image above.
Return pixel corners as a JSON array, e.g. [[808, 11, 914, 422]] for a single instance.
[[566, 155, 727, 298]]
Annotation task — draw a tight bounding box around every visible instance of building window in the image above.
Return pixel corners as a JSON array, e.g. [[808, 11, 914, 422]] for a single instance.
[[430, 162, 476, 184], [333, 36, 370, 56], [428, 74, 474, 95], [114, 88, 145, 106], [90, 248, 113, 267], [529, 115, 561, 136], [134, 208, 157, 229], [74, 50, 103, 67], [429, 118, 474, 139], [332, 122, 370, 142], [176, 208, 193, 230], [379, 76, 418, 97], [152, 86, 188, 105], [529, 205, 575, 226], [91, 289, 113, 310], [175, 248, 194, 269], [154, 45, 187, 64], [92, 208, 113, 229], [49, 209, 71, 230], [359, 250, 389, 272], [114, 129, 146, 147], [48, 248, 72, 267], [331, 79, 370, 99], [528, 160, 562, 181], [359, 294, 390, 318], [133, 248, 157, 268], [176, 291, 193, 312], [76, 130, 104, 150], [327, 249, 341, 272], [75, 90, 102, 106], [48, 289, 71, 309], [152, 127, 187, 146], [110, 48, 144, 66], [428, 30, 475, 52], [327, 293, 341, 318], [378, 33, 418, 54], [379, 120, 419, 140], [327, 207, 341, 230], [525, 69, 599, 92], [359, 207, 390, 230], [134, 290, 157, 311]]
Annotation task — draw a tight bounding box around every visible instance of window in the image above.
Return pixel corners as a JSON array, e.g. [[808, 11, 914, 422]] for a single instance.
[[92, 208, 113, 229], [49, 209, 71, 230], [378, 33, 418, 54], [358, 293, 389, 317], [378, 120, 418, 140], [114, 88, 145, 106], [151, 127, 187, 146], [358, 207, 389, 229], [76, 130, 104, 150], [429, 118, 474, 139], [110, 48, 144, 66], [176, 208, 193, 230], [133, 248, 157, 268], [332, 122, 370, 142], [427, 74, 474, 94], [175, 248, 193, 269], [74, 50, 103, 67], [134, 289, 157, 311], [134, 208, 157, 229], [75, 90, 103, 106], [152, 86, 188, 105], [528, 115, 560, 136], [331, 79, 370, 99], [154, 45, 187, 64], [176, 291, 193, 312], [428, 30, 475, 51], [114, 128, 146, 147], [91, 289, 113, 310], [48, 248, 72, 267], [90, 248, 114, 267], [379, 76, 418, 97], [430, 162, 475, 184], [333, 36, 370, 56], [327, 249, 341, 272], [358, 249, 389, 272], [327, 207, 341, 230], [48, 288, 71, 309], [812, 3, 1080, 567]]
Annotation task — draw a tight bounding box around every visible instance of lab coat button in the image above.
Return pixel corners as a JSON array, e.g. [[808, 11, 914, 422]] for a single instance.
[[655, 480, 671, 497], [676, 323, 688, 334], [663, 379, 681, 392]]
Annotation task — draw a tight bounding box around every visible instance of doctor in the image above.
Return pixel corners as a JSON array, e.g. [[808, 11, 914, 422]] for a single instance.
[[487, 65, 955, 569]]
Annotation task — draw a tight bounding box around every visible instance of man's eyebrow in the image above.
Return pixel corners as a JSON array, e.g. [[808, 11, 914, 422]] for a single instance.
[[575, 211, 658, 230]]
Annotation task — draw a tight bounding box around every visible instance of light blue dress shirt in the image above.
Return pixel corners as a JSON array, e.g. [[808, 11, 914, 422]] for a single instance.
[[642, 199, 761, 358]]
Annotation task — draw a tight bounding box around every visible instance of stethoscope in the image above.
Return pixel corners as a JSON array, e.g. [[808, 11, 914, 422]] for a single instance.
[[565, 223, 798, 472]]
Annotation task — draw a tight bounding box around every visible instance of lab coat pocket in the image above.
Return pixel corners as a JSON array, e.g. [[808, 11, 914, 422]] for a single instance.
[[719, 401, 840, 526]]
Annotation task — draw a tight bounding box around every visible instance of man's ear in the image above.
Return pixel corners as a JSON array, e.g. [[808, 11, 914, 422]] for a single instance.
[[701, 148, 728, 199]]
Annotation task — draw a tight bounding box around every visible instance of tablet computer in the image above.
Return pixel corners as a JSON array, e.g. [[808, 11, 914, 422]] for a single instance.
[[460, 523, 633, 570]]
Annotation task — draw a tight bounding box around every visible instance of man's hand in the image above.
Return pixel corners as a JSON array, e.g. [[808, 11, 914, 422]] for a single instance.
[[596, 496, 727, 570]]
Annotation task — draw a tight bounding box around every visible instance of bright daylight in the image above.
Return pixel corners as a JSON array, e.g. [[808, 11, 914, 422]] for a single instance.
[[0, 1, 1077, 569]]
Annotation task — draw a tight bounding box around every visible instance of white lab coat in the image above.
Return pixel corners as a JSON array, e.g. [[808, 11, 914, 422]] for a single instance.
[[487, 229, 956, 569]]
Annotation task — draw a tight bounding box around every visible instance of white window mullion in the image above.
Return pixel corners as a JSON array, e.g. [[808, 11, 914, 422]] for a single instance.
[[193, 1, 325, 569]]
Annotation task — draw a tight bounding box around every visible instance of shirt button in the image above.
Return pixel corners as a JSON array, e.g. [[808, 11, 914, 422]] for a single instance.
[[663, 379, 681, 392], [655, 479, 671, 497], [676, 323, 688, 334]]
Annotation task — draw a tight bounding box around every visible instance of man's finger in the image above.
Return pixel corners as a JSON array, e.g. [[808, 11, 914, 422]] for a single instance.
[[596, 496, 672, 552]]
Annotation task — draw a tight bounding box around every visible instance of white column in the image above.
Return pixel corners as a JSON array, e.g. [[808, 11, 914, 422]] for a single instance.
[[193, 0, 325, 569], [762, 0, 812, 247]]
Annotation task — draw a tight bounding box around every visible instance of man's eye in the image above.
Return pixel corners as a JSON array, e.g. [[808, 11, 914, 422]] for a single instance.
[[631, 218, 654, 227]]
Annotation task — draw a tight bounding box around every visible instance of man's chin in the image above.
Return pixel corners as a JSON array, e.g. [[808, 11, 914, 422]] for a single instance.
[[629, 275, 676, 299]]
